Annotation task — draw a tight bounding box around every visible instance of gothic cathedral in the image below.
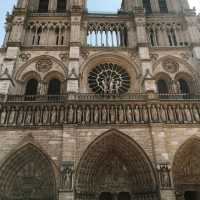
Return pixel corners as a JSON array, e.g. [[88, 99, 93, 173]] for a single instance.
[[0, 0, 200, 200]]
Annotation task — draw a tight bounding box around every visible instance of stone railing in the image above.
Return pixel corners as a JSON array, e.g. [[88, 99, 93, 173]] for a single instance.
[[0, 94, 200, 127]]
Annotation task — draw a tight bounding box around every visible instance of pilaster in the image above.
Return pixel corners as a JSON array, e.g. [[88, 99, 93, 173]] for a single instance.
[[185, 12, 200, 60], [67, 5, 82, 93], [150, 124, 176, 200], [134, 8, 156, 93]]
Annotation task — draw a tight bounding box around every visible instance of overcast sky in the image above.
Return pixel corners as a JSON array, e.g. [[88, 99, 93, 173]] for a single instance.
[[0, 0, 200, 45]]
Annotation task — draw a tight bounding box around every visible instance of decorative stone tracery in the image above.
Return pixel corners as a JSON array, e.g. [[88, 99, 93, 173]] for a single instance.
[[173, 137, 200, 193], [75, 130, 159, 200], [0, 143, 56, 200], [88, 63, 130, 95]]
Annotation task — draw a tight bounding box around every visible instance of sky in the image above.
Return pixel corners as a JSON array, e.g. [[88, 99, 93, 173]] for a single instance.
[[0, 0, 200, 45]]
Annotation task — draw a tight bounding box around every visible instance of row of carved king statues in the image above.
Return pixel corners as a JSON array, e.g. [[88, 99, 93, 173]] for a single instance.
[[0, 103, 199, 126]]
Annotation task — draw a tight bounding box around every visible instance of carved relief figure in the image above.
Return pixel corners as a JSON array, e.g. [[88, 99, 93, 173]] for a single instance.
[[85, 106, 91, 123], [68, 105, 74, 124], [60, 163, 74, 191], [94, 106, 99, 123], [102, 106, 107, 123]]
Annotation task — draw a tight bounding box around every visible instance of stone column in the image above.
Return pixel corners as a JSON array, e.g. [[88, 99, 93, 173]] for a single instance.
[[17, 0, 29, 8], [185, 13, 200, 59], [67, 3, 83, 93], [134, 8, 156, 93], [59, 126, 76, 200], [150, 125, 176, 200], [150, 0, 160, 12], [49, 0, 57, 12]]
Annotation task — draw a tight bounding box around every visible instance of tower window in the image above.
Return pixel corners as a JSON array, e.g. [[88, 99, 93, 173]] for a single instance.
[[48, 79, 61, 95], [38, 0, 49, 12], [158, 0, 168, 13], [57, 0, 66, 12], [25, 79, 38, 96], [178, 79, 190, 94], [143, 0, 152, 14], [157, 79, 169, 94], [25, 79, 38, 101]]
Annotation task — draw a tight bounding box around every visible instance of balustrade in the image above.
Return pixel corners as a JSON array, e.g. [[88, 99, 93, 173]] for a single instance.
[[146, 22, 190, 47], [0, 94, 200, 127], [24, 20, 70, 46], [87, 22, 128, 47]]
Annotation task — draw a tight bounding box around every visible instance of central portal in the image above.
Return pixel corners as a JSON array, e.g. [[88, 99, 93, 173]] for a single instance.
[[75, 130, 159, 200]]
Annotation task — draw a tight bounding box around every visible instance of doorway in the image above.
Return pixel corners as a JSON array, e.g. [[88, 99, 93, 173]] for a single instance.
[[185, 191, 200, 200]]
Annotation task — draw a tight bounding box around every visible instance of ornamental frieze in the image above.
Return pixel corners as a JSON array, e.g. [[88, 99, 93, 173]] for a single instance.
[[0, 101, 200, 127]]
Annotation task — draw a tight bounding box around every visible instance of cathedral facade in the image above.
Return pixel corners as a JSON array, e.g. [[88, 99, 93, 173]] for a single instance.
[[0, 0, 200, 199]]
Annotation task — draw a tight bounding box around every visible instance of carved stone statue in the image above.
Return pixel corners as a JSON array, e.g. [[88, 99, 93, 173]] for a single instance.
[[142, 105, 149, 123], [51, 106, 57, 124], [192, 105, 200, 122], [0, 107, 7, 125], [102, 106, 107, 123], [94, 106, 99, 123], [77, 106, 82, 124], [168, 106, 174, 122], [68, 105, 74, 124], [25, 107, 33, 125], [85, 106, 91, 123], [176, 105, 183, 123], [59, 106, 65, 123], [157, 163, 171, 189], [151, 105, 158, 122], [134, 105, 140, 123], [184, 105, 192, 123], [159, 105, 167, 122], [16, 107, 24, 125], [34, 106, 41, 125], [110, 106, 116, 124], [42, 107, 49, 124], [118, 105, 124, 123], [126, 105, 132, 123], [60, 163, 74, 191], [8, 107, 16, 125]]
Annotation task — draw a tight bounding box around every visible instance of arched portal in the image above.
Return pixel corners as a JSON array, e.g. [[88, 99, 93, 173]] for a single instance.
[[75, 130, 159, 200], [173, 137, 200, 200], [0, 143, 56, 200]]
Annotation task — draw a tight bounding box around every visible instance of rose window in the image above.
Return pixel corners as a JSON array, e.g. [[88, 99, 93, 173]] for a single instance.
[[88, 63, 130, 95]]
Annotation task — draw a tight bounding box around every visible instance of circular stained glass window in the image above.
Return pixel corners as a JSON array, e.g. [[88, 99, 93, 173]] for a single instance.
[[88, 63, 130, 95]]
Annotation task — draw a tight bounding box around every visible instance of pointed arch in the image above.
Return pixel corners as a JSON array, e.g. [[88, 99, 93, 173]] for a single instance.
[[153, 55, 197, 77], [172, 136, 200, 192], [0, 141, 57, 200], [80, 52, 141, 93], [75, 129, 159, 200], [15, 55, 67, 81]]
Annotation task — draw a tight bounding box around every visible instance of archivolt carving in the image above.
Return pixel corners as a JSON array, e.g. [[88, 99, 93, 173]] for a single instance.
[[75, 130, 159, 199], [153, 55, 197, 76], [0, 143, 57, 200], [173, 137, 200, 190], [36, 58, 53, 73], [15, 55, 67, 81], [162, 59, 179, 74]]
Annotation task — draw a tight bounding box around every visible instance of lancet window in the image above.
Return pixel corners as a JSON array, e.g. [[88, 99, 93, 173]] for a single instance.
[[38, 0, 49, 12], [25, 21, 69, 46], [48, 79, 61, 95], [25, 79, 38, 96], [158, 0, 168, 13], [147, 23, 189, 47], [87, 23, 128, 47], [157, 79, 169, 94], [57, 0, 67, 12], [178, 79, 190, 94], [143, 0, 152, 14]]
